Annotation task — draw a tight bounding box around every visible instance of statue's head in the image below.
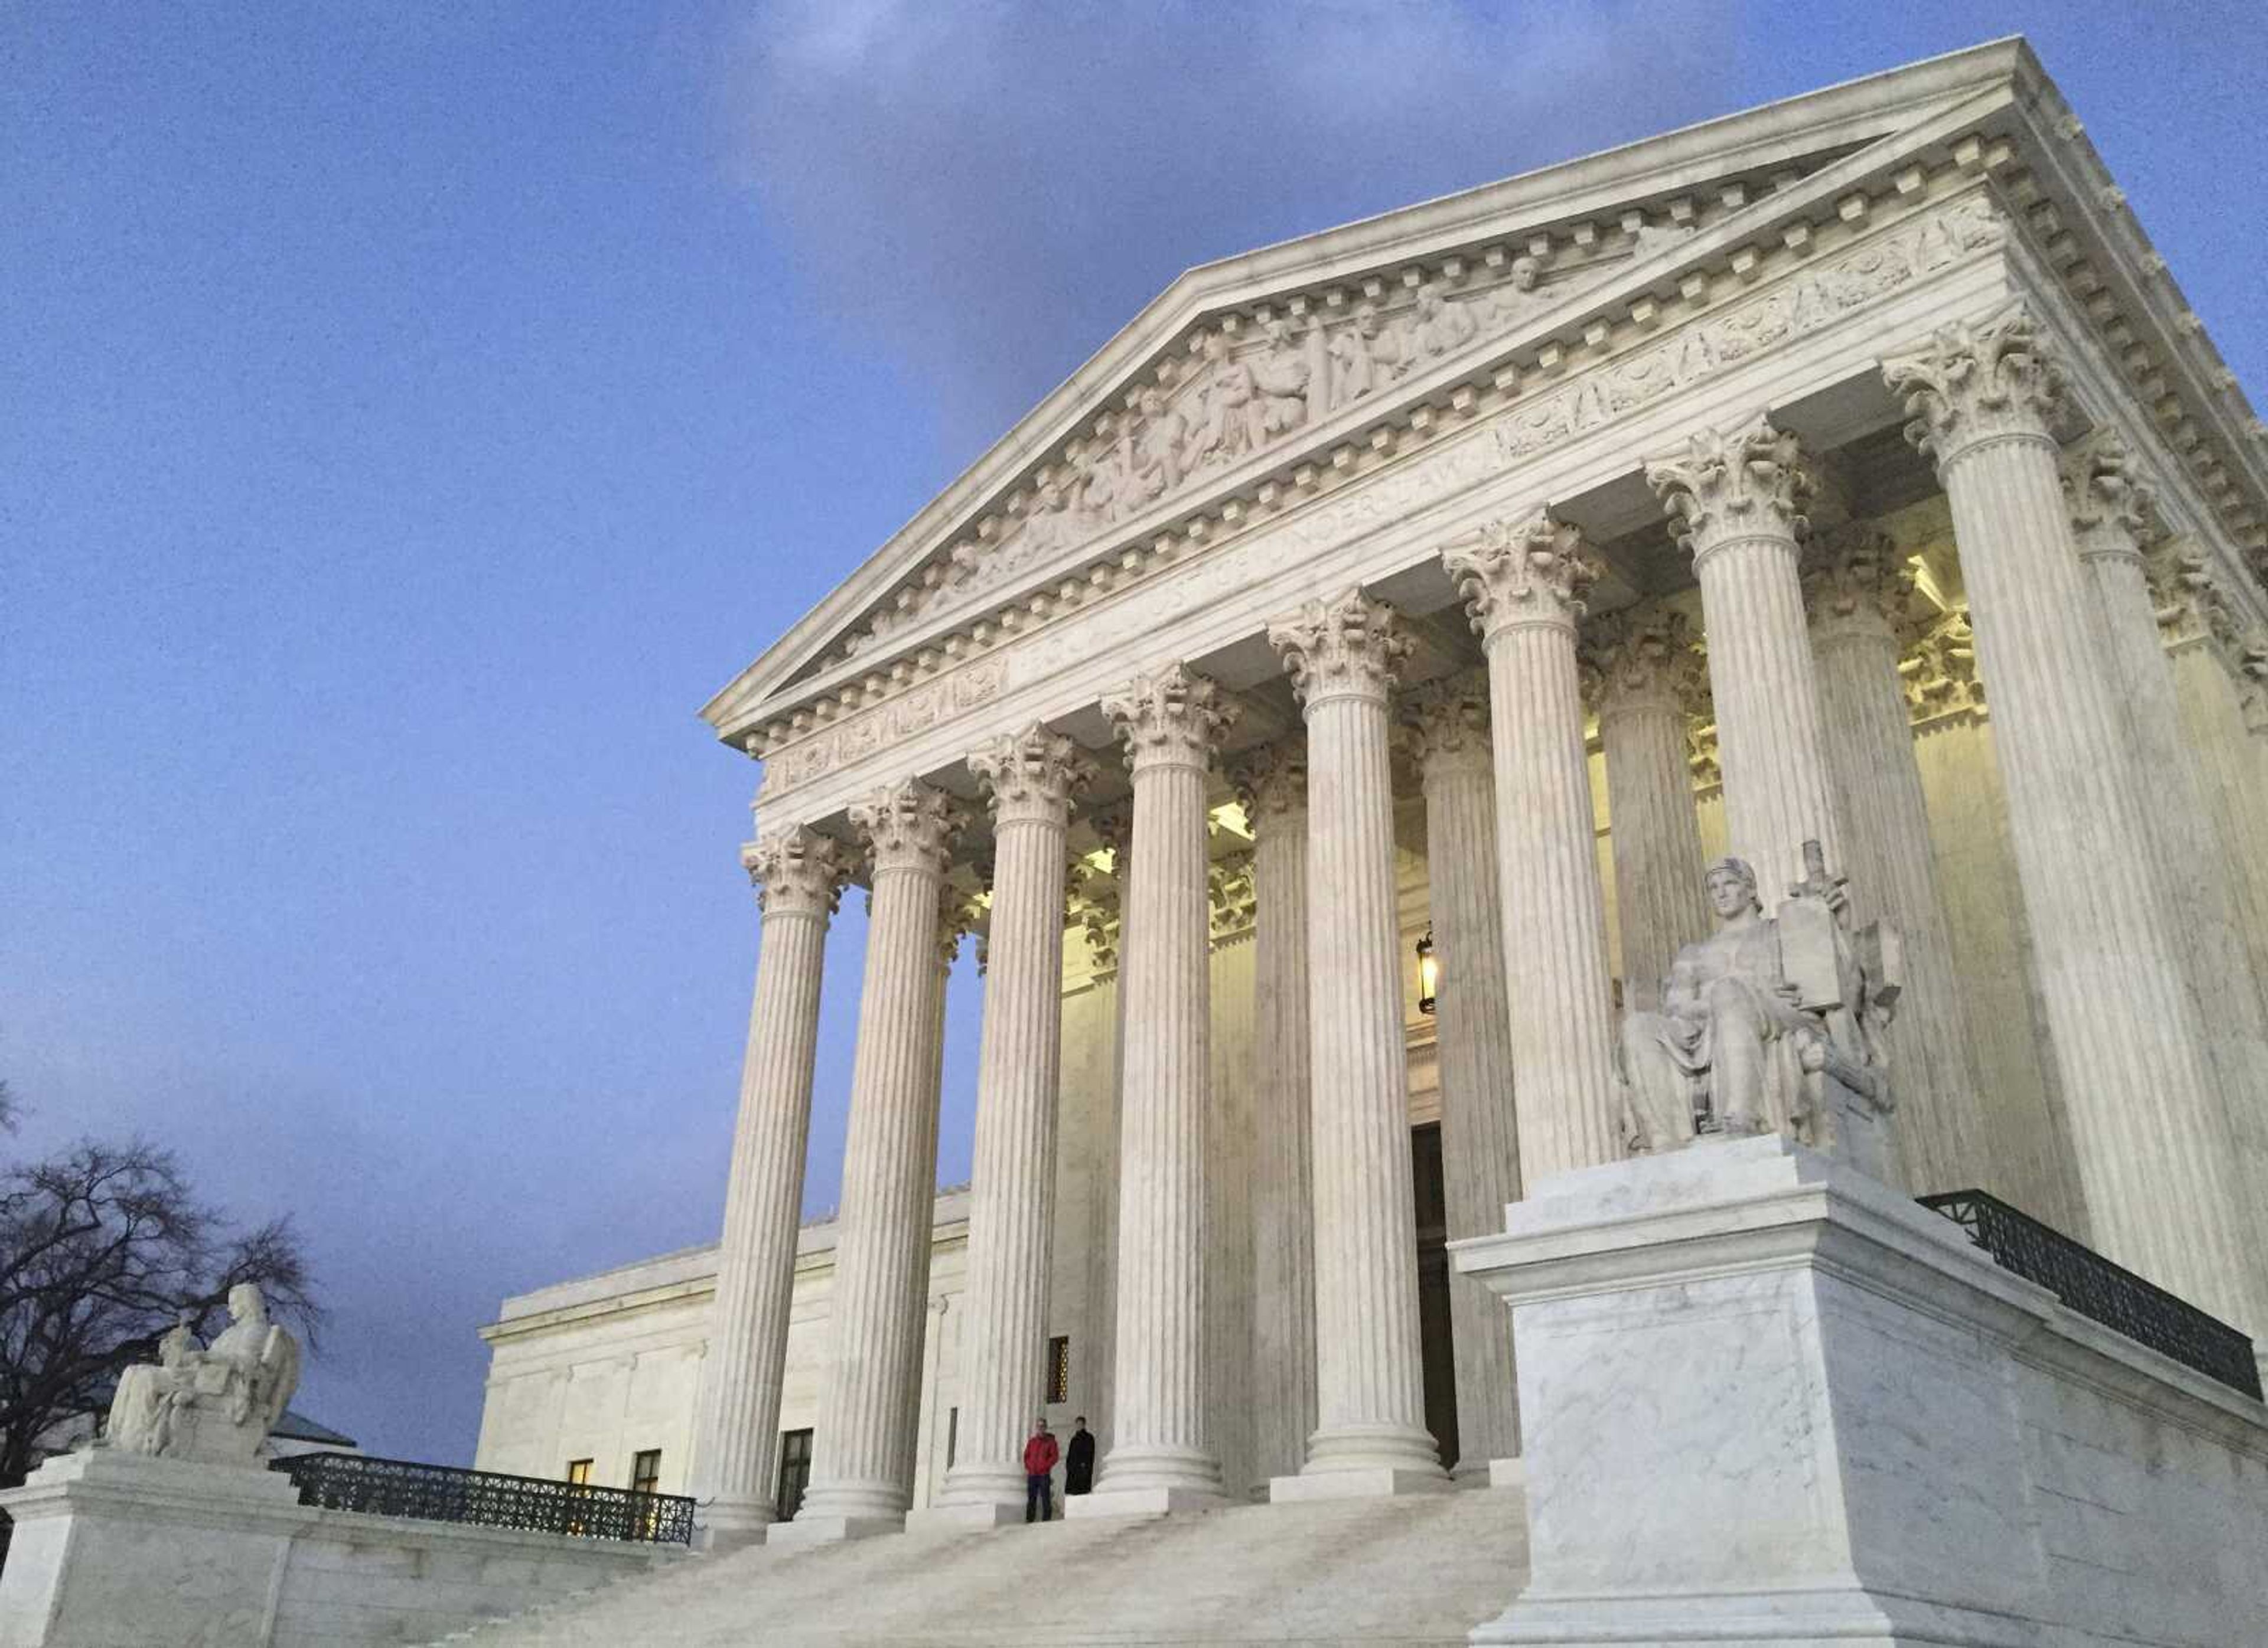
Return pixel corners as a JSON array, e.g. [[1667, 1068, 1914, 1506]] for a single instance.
[[1703, 856, 1762, 920], [1509, 255, 1540, 291], [227, 1282, 266, 1323]]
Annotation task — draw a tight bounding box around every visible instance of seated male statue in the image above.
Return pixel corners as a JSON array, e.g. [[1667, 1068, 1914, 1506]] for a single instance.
[[1621, 846, 1902, 1179], [106, 1281, 301, 1467]]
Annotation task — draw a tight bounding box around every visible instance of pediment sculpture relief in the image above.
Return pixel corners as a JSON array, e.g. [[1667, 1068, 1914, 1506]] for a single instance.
[[1620, 843, 1904, 1182], [843, 247, 1661, 661], [105, 1282, 302, 1468]]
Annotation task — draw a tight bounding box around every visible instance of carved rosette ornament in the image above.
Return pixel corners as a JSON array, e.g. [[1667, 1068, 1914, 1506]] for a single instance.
[[967, 725, 1097, 827], [849, 777, 965, 878], [1398, 670, 1493, 777], [1100, 663, 1237, 774], [1266, 587, 1413, 710], [1882, 299, 2067, 472], [2061, 432, 2159, 568], [741, 825, 849, 919], [1578, 606, 1708, 723], [1803, 526, 1933, 652], [1442, 508, 1601, 639], [1645, 412, 1816, 567]]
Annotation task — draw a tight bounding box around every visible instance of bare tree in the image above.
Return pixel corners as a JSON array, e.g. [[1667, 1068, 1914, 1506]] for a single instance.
[[0, 1135, 323, 1489]]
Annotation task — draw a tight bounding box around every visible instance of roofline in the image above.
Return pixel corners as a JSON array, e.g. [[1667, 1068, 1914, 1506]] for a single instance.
[[700, 37, 2036, 733]]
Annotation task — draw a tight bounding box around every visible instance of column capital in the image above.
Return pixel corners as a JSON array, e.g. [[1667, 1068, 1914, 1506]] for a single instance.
[[1903, 609, 1986, 725], [1579, 605, 1707, 723], [1399, 670, 1493, 777], [2062, 430, 2159, 567], [741, 825, 849, 918], [1267, 586, 1412, 710], [2145, 537, 2241, 655], [1645, 412, 1815, 566], [938, 883, 985, 971], [1804, 524, 1933, 652], [967, 725, 1095, 827], [1231, 739, 1309, 825], [849, 777, 964, 877], [1208, 852, 1257, 942], [1068, 863, 1122, 970], [1102, 663, 1237, 774], [1443, 507, 1599, 641], [1883, 298, 2067, 472]]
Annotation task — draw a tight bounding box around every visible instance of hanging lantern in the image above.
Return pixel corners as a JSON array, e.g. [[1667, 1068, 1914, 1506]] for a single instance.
[[1416, 923, 1439, 1016]]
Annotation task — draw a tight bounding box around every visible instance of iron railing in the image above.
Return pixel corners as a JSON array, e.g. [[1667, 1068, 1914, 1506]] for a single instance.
[[271, 1451, 695, 1546], [1918, 1189, 2262, 1400]]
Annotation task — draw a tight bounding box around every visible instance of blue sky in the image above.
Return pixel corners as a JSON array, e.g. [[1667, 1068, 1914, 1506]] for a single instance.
[[8, 2, 2262, 1467]]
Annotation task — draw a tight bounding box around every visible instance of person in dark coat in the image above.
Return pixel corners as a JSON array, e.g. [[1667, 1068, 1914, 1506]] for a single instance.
[[1063, 1415, 1096, 1497]]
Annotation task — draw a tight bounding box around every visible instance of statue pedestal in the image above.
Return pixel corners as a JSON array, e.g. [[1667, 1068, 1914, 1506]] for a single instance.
[[0, 1448, 315, 1647], [1450, 1135, 2268, 1646]]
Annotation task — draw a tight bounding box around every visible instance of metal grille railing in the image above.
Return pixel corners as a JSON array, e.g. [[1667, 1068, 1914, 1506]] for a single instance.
[[1918, 1189, 2262, 1401], [271, 1451, 695, 1545]]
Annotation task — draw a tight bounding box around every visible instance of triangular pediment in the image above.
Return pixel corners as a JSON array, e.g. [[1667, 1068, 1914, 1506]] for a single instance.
[[703, 37, 2266, 752]]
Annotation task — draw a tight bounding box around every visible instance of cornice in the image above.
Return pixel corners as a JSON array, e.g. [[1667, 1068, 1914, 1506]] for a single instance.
[[706, 45, 2037, 745]]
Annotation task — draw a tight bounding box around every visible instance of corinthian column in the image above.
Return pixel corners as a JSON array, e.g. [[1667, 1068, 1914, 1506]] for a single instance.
[[1801, 524, 1988, 1195], [775, 778, 963, 1545], [1445, 512, 1621, 1183], [1265, 590, 1446, 1500], [2153, 546, 2268, 1020], [1647, 415, 1844, 899], [1073, 664, 1236, 1518], [1402, 673, 1522, 1481], [1884, 302, 2268, 1336], [921, 727, 1093, 1528], [1579, 606, 1710, 1013], [1233, 741, 1317, 1492], [2065, 441, 2268, 1258], [693, 826, 847, 1547]]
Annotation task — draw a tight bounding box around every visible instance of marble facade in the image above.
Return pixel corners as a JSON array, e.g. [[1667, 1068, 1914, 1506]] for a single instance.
[[481, 42, 2268, 1594]]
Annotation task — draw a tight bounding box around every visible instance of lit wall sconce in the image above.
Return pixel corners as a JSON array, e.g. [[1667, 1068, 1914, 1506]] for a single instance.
[[1416, 924, 1439, 1016]]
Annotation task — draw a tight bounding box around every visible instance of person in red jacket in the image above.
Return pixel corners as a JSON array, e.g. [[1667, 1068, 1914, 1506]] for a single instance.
[[1022, 1418, 1060, 1523]]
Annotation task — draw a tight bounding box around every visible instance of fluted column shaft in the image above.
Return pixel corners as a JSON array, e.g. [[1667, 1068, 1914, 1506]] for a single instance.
[[1269, 590, 1443, 1493], [2069, 468, 2268, 1280], [1447, 513, 1621, 1184], [790, 781, 961, 1534], [937, 730, 1090, 1511], [1407, 677, 1523, 1474], [1583, 609, 1710, 1012], [1237, 746, 1318, 1490], [1805, 530, 1987, 1195], [694, 828, 843, 1542], [1080, 665, 1234, 1512], [1885, 306, 2268, 1336], [1649, 415, 1842, 899]]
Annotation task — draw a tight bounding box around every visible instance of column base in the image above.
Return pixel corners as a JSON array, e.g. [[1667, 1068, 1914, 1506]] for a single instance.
[[1063, 1484, 1230, 1520], [692, 1496, 777, 1552], [903, 1499, 1026, 1535], [1485, 1456, 1524, 1492], [1268, 1466, 1453, 1505], [764, 1511, 905, 1548]]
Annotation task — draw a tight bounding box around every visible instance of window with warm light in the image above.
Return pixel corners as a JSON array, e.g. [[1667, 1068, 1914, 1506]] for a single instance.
[[564, 1458, 593, 1486], [630, 1448, 661, 1497]]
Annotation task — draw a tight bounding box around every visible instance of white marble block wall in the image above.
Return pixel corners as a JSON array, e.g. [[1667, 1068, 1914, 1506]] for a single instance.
[[1454, 1137, 2268, 1646]]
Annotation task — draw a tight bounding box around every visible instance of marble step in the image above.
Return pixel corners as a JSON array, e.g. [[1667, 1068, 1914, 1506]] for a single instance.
[[429, 1484, 1527, 1646]]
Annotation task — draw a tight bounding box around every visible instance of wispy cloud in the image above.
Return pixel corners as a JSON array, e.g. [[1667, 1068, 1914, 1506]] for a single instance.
[[722, 1, 1728, 452]]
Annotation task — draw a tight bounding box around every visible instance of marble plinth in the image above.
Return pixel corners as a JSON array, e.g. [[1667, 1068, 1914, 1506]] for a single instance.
[[1451, 1134, 2268, 1647], [904, 1499, 1027, 1534], [1267, 1465, 1453, 1504], [1063, 1483, 1230, 1520], [763, 1510, 905, 1548]]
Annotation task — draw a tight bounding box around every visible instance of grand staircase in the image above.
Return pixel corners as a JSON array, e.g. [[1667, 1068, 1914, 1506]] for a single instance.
[[431, 1486, 1527, 1646]]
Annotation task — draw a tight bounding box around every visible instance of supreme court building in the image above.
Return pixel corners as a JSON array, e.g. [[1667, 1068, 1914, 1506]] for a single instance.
[[474, 38, 2268, 1562]]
